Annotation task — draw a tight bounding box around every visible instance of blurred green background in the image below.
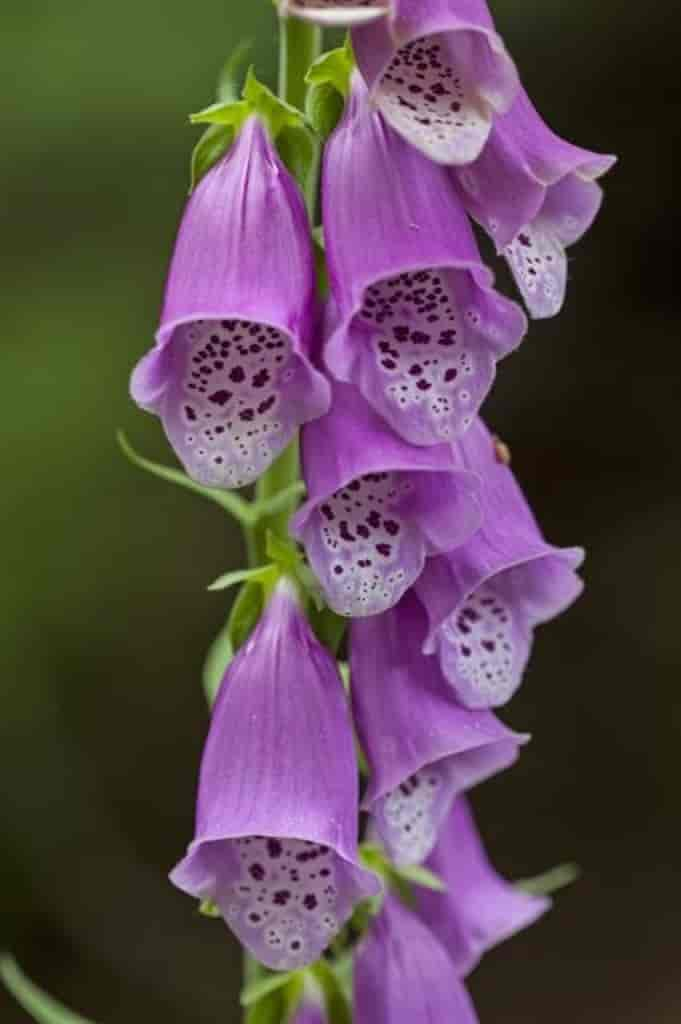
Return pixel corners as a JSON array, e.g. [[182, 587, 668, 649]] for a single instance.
[[1, 1, 679, 1021]]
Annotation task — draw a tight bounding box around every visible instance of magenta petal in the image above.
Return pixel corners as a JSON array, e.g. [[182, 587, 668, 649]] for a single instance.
[[350, 592, 527, 863], [453, 87, 616, 316], [355, 896, 479, 1024], [291, 382, 482, 617], [416, 418, 584, 708], [322, 77, 526, 446], [353, 0, 518, 165], [292, 1002, 326, 1024], [170, 581, 379, 970], [129, 117, 329, 488], [417, 798, 550, 975]]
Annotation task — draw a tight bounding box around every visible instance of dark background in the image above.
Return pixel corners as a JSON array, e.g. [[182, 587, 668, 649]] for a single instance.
[[1, 1, 679, 1021]]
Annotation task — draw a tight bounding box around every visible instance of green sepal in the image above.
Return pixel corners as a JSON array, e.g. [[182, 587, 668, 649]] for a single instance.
[[217, 39, 254, 103], [228, 581, 265, 652], [208, 565, 278, 594], [242, 68, 307, 138], [190, 40, 253, 188], [310, 960, 352, 1024], [304, 45, 354, 140], [243, 971, 304, 1024], [241, 972, 298, 1009], [397, 863, 448, 893], [305, 44, 354, 99], [117, 431, 256, 526], [310, 606, 347, 655], [191, 123, 234, 190], [0, 955, 97, 1024], [516, 862, 580, 897], [198, 899, 221, 918]]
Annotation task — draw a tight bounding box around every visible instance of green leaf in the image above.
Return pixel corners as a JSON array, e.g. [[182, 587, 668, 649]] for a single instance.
[[217, 39, 253, 103], [207, 564, 278, 593], [0, 956, 96, 1024], [241, 972, 297, 1009], [517, 862, 580, 897], [190, 123, 234, 190], [311, 960, 352, 1024], [117, 431, 255, 525], [396, 863, 447, 893], [228, 580, 264, 652]]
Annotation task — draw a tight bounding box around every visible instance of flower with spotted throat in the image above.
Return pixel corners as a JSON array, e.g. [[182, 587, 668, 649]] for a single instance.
[[352, 0, 519, 166], [130, 116, 329, 490], [350, 591, 527, 865], [416, 417, 584, 709], [170, 578, 380, 971], [416, 797, 550, 976], [291, 381, 483, 618], [322, 74, 526, 448], [453, 87, 616, 317]]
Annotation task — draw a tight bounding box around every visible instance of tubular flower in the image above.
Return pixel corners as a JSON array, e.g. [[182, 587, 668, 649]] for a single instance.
[[278, 0, 387, 27], [416, 417, 584, 709], [290, 381, 483, 618], [352, 0, 519, 165], [130, 116, 329, 489], [355, 895, 479, 1024], [454, 88, 616, 317], [170, 580, 379, 971], [322, 74, 526, 447], [416, 797, 550, 976], [350, 592, 527, 864]]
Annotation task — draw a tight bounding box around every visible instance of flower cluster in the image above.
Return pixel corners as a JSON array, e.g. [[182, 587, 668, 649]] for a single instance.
[[128, 1, 613, 1021]]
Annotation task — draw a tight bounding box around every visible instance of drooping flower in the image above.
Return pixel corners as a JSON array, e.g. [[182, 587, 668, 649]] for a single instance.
[[355, 895, 479, 1024], [278, 0, 387, 26], [352, 0, 519, 165], [350, 591, 527, 864], [322, 75, 526, 448], [290, 381, 483, 617], [454, 88, 616, 317], [416, 797, 550, 975], [170, 579, 379, 971], [416, 417, 584, 709], [130, 116, 329, 489]]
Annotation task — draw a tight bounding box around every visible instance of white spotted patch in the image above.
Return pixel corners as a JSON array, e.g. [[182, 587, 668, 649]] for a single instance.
[[438, 584, 528, 708], [377, 35, 491, 164], [165, 319, 299, 488], [374, 765, 455, 865], [505, 225, 567, 319], [303, 472, 426, 617], [224, 837, 344, 971], [355, 269, 487, 444]]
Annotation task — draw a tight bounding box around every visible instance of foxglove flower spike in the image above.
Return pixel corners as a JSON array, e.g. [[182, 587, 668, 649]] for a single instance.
[[454, 88, 616, 317], [416, 418, 584, 709], [351, 592, 527, 864], [417, 797, 550, 975], [170, 579, 379, 971], [131, 116, 329, 489], [352, 0, 519, 165], [291, 381, 483, 617], [355, 896, 479, 1023], [323, 75, 526, 446]]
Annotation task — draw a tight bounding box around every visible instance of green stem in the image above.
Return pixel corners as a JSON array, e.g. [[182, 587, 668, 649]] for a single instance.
[[245, 13, 322, 568]]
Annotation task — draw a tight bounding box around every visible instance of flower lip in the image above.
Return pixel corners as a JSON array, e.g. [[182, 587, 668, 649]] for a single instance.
[[281, 0, 388, 26]]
